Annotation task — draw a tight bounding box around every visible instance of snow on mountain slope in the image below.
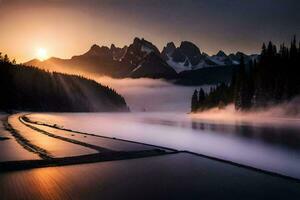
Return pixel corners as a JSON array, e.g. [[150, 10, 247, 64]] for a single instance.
[[25, 37, 259, 79], [166, 55, 192, 73], [162, 42, 259, 73], [141, 45, 154, 54], [208, 56, 228, 66]]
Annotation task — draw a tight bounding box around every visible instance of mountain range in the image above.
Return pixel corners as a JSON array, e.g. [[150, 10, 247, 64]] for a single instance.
[[25, 37, 258, 85]]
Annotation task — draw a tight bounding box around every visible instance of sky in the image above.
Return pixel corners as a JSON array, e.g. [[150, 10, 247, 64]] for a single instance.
[[0, 0, 299, 62]]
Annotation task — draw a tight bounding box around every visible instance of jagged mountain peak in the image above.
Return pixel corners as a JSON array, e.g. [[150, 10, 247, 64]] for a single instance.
[[161, 42, 176, 60], [161, 40, 256, 72], [166, 42, 176, 50], [90, 44, 101, 50], [133, 37, 141, 44], [236, 51, 246, 58], [132, 37, 160, 55], [130, 52, 177, 79], [84, 44, 111, 57], [110, 44, 116, 49], [216, 50, 227, 57], [165, 42, 176, 51], [120, 37, 161, 67], [202, 52, 209, 57], [24, 37, 258, 80], [162, 40, 204, 72], [179, 41, 201, 55]]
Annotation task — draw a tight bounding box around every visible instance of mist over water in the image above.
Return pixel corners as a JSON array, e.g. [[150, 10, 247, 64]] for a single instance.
[[191, 102, 300, 127], [30, 111, 300, 179], [96, 77, 210, 112], [26, 74, 300, 178], [95, 76, 300, 121]]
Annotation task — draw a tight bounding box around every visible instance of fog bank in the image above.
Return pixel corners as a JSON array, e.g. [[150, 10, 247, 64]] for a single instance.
[[191, 98, 300, 127], [96, 77, 210, 112]]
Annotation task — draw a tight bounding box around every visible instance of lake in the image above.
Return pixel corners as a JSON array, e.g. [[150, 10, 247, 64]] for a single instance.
[[29, 111, 300, 179]]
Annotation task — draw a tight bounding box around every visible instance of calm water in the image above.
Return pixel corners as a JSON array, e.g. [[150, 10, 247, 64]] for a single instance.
[[30, 112, 300, 179]]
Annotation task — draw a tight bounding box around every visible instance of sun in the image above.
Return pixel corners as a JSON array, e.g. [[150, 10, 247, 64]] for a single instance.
[[36, 48, 48, 61]]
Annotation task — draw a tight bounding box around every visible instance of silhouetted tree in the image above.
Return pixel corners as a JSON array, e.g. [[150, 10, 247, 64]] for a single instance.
[[198, 89, 205, 103], [191, 89, 198, 112]]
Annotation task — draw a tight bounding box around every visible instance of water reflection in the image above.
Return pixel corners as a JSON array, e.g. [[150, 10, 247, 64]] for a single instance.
[[190, 121, 300, 150], [141, 117, 300, 150], [28, 113, 300, 179]]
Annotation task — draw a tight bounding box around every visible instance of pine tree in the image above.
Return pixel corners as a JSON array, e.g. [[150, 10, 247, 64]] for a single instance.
[[191, 89, 199, 112], [199, 89, 205, 103], [261, 43, 267, 56], [198, 88, 205, 110], [234, 56, 245, 109]]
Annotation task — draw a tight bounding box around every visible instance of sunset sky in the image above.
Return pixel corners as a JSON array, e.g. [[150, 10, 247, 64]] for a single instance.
[[0, 0, 299, 63]]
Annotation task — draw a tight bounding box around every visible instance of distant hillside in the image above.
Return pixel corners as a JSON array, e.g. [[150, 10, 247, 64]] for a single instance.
[[0, 55, 129, 112], [176, 65, 237, 86], [25, 37, 258, 85]]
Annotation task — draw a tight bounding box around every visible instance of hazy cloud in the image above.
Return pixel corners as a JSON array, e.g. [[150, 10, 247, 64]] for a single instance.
[[96, 77, 211, 112]]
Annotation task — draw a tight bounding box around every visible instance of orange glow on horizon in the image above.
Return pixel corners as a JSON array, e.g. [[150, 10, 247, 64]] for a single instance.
[[36, 48, 48, 61]]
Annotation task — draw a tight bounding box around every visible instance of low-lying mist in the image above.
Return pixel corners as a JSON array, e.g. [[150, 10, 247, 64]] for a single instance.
[[33, 67, 300, 122], [95, 76, 209, 112], [38, 68, 206, 112], [94, 76, 300, 123], [191, 97, 300, 127]]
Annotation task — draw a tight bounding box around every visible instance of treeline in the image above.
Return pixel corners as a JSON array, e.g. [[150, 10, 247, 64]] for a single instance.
[[191, 36, 300, 112], [191, 83, 234, 112], [0, 53, 129, 112]]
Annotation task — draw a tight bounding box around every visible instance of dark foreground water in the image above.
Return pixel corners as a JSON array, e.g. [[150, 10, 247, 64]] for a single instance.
[[2, 153, 300, 200], [29, 112, 300, 179]]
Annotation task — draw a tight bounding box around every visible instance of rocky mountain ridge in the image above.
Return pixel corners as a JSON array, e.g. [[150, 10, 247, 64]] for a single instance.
[[25, 37, 258, 84]]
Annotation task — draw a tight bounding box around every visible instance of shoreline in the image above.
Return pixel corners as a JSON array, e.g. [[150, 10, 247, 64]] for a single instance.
[[10, 113, 300, 183], [1, 113, 176, 171], [2, 113, 300, 199]]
